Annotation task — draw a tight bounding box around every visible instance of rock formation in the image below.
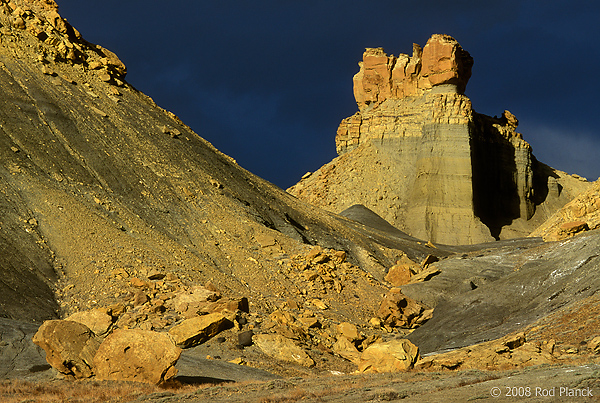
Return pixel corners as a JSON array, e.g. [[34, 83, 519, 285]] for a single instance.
[[530, 179, 600, 241], [288, 34, 590, 244], [357, 339, 420, 373], [253, 334, 315, 367]]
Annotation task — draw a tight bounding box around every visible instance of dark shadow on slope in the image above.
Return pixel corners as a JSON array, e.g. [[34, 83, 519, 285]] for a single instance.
[[172, 376, 234, 385], [339, 204, 419, 241]]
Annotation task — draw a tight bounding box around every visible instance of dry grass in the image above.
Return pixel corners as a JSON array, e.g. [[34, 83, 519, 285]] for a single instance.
[[258, 388, 325, 403], [0, 378, 217, 403]]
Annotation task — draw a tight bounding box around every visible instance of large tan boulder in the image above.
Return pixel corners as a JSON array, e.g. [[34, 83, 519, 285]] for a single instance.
[[166, 285, 220, 317], [32, 320, 101, 378], [358, 339, 420, 373], [336, 322, 360, 342], [168, 312, 232, 348], [253, 334, 314, 367], [384, 255, 420, 286], [65, 308, 113, 337], [93, 329, 181, 384]]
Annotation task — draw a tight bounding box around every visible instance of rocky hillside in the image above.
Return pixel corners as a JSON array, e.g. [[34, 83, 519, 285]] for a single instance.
[[530, 179, 600, 241], [288, 35, 590, 245], [0, 0, 442, 324]]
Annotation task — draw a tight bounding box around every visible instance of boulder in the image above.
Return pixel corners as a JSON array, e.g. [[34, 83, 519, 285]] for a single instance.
[[32, 320, 101, 378], [238, 330, 254, 347], [298, 316, 320, 329], [333, 336, 361, 364], [385, 266, 410, 287], [358, 339, 420, 373], [132, 290, 149, 307], [200, 297, 249, 315], [377, 288, 425, 328], [588, 336, 600, 353], [310, 299, 328, 310], [167, 286, 221, 316], [168, 312, 233, 348], [65, 308, 113, 337], [93, 329, 181, 384], [336, 322, 359, 342], [253, 334, 314, 367]]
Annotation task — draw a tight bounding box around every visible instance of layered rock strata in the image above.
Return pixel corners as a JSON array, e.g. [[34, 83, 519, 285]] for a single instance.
[[289, 34, 589, 244]]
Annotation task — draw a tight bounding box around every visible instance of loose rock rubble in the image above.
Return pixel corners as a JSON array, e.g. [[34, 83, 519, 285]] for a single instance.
[[34, 274, 251, 384], [530, 179, 600, 241], [35, 246, 443, 383]]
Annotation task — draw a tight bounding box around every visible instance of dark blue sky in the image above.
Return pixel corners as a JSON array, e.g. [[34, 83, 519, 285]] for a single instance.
[[56, 1, 600, 188]]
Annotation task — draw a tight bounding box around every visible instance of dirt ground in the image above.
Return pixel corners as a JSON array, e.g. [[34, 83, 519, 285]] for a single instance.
[[2, 362, 599, 402]]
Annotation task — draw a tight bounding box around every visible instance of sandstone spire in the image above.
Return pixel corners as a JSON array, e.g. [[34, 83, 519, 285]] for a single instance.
[[353, 34, 472, 113], [289, 35, 590, 244]]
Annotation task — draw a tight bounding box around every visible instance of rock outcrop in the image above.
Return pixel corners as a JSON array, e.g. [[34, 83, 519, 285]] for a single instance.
[[352, 35, 472, 118], [65, 309, 113, 338], [530, 179, 600, 241], [288, 34, 590, 244]]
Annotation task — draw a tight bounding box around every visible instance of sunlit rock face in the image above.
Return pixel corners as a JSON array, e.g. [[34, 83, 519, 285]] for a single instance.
[[289, 34, 589, 245]]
